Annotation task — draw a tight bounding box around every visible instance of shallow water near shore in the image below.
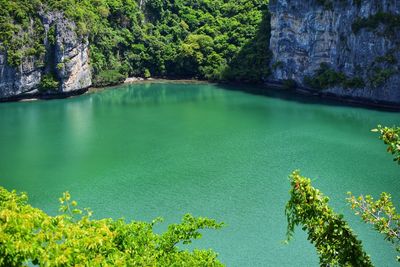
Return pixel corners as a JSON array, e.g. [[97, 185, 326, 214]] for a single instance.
[[1, 82, 399, 266]]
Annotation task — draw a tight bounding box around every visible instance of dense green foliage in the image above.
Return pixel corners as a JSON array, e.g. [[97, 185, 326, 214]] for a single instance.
[[90, 0, 271, 83], [0, 0, 271, 85], [285, 171, 373, 266], [0, 0, 46, 66], [93, 70, 127, 87], [39, 73, 59, 91], [0, 188, 223, 266]]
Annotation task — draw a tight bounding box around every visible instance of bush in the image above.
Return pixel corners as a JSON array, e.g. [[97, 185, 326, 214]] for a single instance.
[[304, 63, 365, 90], [343, 77, 365, 89], [369, 67, 396, 87], [0, 188, 223, 266], [39, 74, 59, 91], [282, 79, 297, 90], [93, 70, 127, 87], [316, 0, 333, 10], [352, 12, 400, 37], [304, 63, 345, 90], [144, 68, 151, 79], [375, 53, 398, 65], [6, 50, 23, 66]]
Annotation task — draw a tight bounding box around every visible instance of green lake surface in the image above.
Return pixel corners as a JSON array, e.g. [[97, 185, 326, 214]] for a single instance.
[[1, 82, 399, 266]]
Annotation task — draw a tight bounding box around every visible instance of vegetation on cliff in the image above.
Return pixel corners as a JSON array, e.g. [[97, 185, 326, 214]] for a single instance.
[[352, 12, 400, 37], [304, 63, 365, 90]]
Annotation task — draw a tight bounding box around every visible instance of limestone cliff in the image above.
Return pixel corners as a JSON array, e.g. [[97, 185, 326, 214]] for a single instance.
[[0, 11, 91, 100], [269, 0, 400, 105]]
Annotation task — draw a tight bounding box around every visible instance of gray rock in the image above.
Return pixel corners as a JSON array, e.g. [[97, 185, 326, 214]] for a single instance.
[[0, 54, 41, 98], [0, 10, 91, 99], [269, 0, 400, 104]]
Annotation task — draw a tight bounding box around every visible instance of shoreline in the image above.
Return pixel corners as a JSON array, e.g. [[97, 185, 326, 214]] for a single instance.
[[87, 78, 212, 94], [1, 78, 400, 111]]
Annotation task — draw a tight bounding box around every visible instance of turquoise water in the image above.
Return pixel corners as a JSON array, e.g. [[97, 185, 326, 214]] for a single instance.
[[0, 82, 399, 266]]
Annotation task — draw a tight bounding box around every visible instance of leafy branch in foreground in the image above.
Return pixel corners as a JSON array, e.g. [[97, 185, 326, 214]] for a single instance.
[[372, 125, 400, 164], [347, 192, 400, 261], [0, 187, 223, 266], [285, 171, 373, 267], [347, 125, 400, 261]]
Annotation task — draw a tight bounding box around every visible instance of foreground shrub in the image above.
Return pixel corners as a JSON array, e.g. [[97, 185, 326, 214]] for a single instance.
[[0, 188, 223, 266]]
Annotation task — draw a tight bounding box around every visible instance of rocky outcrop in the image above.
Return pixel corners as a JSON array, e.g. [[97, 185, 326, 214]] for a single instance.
[[0, 54, 42, 98], [0, 11, 91, 100], [43, 12, 92, 93], [269, 0, 400, 105]]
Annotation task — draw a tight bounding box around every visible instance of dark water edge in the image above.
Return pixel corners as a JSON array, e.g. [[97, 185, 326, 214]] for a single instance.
[[0, 87, 89, 102]]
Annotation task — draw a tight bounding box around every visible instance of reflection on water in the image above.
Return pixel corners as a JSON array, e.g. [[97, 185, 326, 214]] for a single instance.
[[90, 83, 225, 106], [0, 82, 399, 266]]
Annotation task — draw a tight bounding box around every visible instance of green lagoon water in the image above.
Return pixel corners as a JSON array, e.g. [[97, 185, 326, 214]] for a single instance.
[[0, 82, 399, 266]]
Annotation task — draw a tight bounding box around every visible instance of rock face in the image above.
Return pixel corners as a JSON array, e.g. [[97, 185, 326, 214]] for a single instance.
[[0, 54, 42, 98], [269, 0, 400, 105], [0, 11, 91, 99]]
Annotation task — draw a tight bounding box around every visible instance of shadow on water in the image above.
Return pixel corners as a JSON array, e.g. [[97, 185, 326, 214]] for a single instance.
[[89, 80, 400, 114], [218, 82, 400, 113]]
